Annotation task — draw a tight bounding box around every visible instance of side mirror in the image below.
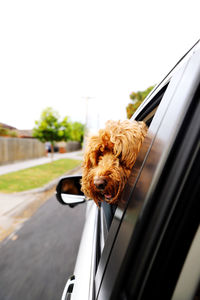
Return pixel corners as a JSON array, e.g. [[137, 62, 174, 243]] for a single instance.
[[56, 175, 86, 207]]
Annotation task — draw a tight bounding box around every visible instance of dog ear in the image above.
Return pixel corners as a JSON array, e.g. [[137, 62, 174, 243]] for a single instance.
[[112, 131, 138, 168], [83, 135, 104, 168], [111, 121, 147, 169], [82, 149, 92, 169]]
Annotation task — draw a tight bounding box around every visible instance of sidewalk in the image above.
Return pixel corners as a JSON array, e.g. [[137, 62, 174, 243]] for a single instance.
[[0, 151, 83, 242], [0, 164, 82, 216], [0, 150, 83, 176]]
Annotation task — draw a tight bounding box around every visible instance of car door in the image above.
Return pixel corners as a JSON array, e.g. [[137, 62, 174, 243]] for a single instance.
[[95, 43, 200, 300]]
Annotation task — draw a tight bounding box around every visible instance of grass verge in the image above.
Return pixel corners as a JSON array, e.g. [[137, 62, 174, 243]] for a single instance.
[[0, 159, 81, 193]]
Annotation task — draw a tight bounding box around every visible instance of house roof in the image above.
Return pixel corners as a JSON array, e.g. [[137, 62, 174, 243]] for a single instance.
[[0, 122, 17, 130], [0, 122, 33, 138], [17, 130, 33, 138]]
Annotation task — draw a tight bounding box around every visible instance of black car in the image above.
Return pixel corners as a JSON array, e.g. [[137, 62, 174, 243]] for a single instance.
[[56, 40, 200, 300]]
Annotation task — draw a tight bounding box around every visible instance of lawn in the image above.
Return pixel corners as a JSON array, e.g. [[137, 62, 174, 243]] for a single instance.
[[0, 158, 82, 193]]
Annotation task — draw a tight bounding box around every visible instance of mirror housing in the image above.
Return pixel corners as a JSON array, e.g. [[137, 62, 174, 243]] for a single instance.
[[56, 175, 86, 207]]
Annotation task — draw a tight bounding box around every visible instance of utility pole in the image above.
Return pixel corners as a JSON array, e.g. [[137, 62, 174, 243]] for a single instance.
[[81, 96, 94, 133], [81, 96, 95, 149]]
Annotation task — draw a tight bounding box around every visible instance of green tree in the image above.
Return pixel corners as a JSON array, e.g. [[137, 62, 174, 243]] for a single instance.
[[33, 107, 71, 157], [60, 116, 72, 141], [70, 121, 85, 143], [126, 85, 155, 119]]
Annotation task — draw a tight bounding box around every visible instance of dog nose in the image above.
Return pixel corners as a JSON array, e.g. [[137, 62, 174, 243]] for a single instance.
[[94, 176, 107, 190]]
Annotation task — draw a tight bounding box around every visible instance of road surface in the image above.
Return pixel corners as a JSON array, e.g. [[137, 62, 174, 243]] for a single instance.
[[0, 195, 86, 300]]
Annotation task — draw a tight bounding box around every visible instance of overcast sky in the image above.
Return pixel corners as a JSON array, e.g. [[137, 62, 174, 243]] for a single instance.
[[0, 0, 199, 132]]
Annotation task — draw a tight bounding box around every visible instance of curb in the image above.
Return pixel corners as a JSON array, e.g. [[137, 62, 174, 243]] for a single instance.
[[18, 165, 82, 195], [3, 165, 82, 217]]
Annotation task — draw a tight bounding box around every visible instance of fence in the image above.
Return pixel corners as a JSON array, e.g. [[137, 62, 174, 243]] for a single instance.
[[0, 137, 45, 165], [66, 141, 81, 152]]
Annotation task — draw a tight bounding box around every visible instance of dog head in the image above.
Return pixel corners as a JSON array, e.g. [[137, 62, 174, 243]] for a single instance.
[[81, 120, 147, 205]]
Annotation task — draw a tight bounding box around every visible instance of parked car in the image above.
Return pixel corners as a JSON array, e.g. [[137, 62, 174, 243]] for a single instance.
[[56, 40, 200, 300], [45, 142, 59, 153]]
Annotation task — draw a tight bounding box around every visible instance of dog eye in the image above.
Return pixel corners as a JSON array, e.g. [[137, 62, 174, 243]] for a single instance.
[[117, 153, 122, 160], [97, 153, 103, 161]]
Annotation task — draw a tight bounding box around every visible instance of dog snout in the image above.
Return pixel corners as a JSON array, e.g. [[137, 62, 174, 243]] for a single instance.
[[94, 176, 107, 190]]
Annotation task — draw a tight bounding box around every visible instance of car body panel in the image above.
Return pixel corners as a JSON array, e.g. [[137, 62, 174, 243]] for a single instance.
[[71, 201, 98, 300]]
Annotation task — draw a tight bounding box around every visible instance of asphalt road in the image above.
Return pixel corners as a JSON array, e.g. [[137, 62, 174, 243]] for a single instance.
[[0, 195, 86, 300]]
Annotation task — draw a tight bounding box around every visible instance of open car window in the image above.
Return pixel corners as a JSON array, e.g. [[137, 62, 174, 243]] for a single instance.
[[96, 81, 170, 271], [99, 82, 170, 239]]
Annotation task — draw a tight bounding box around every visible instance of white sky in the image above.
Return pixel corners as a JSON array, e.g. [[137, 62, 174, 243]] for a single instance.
[[0, 0, 199, 133]]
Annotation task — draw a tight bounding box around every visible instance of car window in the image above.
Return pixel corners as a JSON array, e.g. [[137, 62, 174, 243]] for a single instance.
[[134, 83, 169, 124], [95, 82, 169, 272], [101, 84, 168, 227]]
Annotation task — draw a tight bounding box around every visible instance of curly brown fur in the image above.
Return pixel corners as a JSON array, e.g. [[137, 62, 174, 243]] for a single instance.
[[81, 120, 147, 205]]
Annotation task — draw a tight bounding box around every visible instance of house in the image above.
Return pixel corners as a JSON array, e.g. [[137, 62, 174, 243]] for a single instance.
[[17, 130, 33, 138], [0, 122, 17, 130], [0, 123, 33, 138]]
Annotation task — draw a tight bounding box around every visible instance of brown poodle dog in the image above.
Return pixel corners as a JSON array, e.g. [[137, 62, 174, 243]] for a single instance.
[[81, 120, 147, 205]]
